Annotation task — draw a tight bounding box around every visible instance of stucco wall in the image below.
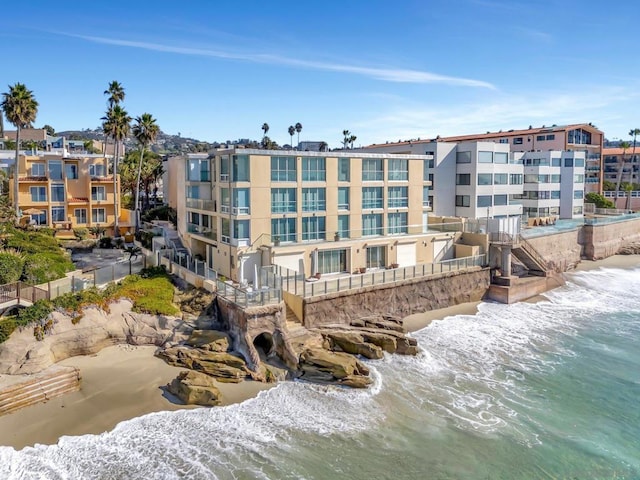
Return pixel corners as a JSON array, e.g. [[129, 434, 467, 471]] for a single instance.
[[302, 268, 490, 328], [582, 217, 640, 259], [524, 229, 583, 271]]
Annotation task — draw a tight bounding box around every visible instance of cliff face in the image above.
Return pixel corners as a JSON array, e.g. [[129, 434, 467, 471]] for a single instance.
[[0, 300, 189, 375]]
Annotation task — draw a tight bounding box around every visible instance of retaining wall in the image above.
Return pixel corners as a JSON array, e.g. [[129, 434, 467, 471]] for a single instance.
[[582, 217, 640, 259]]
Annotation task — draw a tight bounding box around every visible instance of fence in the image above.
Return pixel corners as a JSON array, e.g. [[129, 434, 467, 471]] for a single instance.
[[0, 282, 49, 305], [215, 279, 282, 308], [270, 254, 487, 298]]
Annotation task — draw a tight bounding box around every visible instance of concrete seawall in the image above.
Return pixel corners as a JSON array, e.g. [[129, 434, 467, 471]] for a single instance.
[[582, 217, 640, 260]]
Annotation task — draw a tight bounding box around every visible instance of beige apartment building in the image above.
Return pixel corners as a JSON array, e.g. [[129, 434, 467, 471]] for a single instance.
[[170, 149, 467, 283], [367, 123, 604, 193], [10, 153, 128, 235]]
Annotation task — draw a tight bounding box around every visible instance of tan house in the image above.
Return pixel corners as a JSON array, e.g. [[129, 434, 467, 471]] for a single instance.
[[9, 153, 130, 235]]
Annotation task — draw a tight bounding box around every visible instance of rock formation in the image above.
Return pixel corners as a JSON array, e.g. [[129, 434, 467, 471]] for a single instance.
[[167, 370, 222, 406]]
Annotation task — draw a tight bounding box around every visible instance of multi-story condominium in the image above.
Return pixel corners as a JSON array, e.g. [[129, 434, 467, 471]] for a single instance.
[[365, 123, 604, 193], [172, 149, 440, 281], [602, 147, 639, 186], [9, 153, 125, 234]]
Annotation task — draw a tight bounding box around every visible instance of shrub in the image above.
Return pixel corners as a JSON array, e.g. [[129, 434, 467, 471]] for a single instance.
[[16, 299, 54, 327], [0, 249, 25, 284], [22, 252, 75, 284], [73, 227, 89, 240], [4, 228, 63, 255], [98, 236, 113, 248], [0, 318, 17, 344], [142, 205, 177, 226], [585, 192, 615, 209], [114, 274, 178, 316]]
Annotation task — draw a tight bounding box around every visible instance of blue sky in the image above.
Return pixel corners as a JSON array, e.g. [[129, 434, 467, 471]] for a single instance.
[[2, 0, 638, 147]]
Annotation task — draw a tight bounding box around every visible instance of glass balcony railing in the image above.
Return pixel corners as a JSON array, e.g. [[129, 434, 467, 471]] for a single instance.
[[186, 198, 215, 210]]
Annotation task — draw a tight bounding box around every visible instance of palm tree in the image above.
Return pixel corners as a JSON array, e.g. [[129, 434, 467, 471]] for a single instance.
[[132, 113, 160, 233], [288, 125, 295, 148], [349, 135, 357, 149], [261, 122, 269, 143], [104, 81, 125, 109], [342, 130, 351, 149], [1, 83, 39, 218], [615, 141, 631, 200], [629, 128, 640, 192], [101, 105, 131, 237], [295, 122, 303, 147]]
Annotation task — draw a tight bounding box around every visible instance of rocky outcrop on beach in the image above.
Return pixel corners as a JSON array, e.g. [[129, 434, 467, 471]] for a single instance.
[[617, 242, 640, 255], [0, 300, 191, 375], [298, 347, 372, 388], [157, 343, 249, 383], [166, 370, 222, 406]]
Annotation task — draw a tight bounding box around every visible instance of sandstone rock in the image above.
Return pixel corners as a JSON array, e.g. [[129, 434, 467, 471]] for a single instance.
[[360, 331, 398, 353], [167, 370, 222, 406], [339, 375, 372, 389], [323, 331, 384, 360], [156, 346, 248, 382], [363, 319, 404, 333], [185, 330, 230, 352], [192, 360, 246, 383], [299, 348, 369, 380]]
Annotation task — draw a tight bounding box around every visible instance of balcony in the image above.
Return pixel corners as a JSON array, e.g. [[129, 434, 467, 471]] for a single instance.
[[187, 223, 217, 241], [186, 198, 215, 211], [91, 176, 114, 182], [221, 205, 250, 215], [19, 176, 48, 182]]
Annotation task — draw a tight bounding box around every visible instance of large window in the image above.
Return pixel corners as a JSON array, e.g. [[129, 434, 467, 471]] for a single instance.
[[302, 188, 326, 212], [568, 129, 592, 145], [233, 220, 250, 241], [92, 208, 106, 223], [477, 195, 493, 207], [31, 163, 45, 176], [564, 158, 574, 167], [551, 174, 562, 183], [318, 249, 347, 274], [51, 206, 65, 222], [456, 151, 471, 164], [362, 187, 383, 209], [494, 173, 508, 185], [366, 246, 386, 269], [338, 187, 350, 210], [220, 188, 230, 212], [494, 194, 508, 206], [186, 185, 200, 199], [338, 158, 350, 181], [51, 184, 65, 202], [74, 208, 87, 224], [337, 215, 349, 239], [388, 212, 408, 234], [362, 213, 383, 236], [477, 173, 493, 185], [48, 160, 62, 180], [232, 188, 250, 214], [220, 155, 230, 182], [65, 163, 78, 179], [30, 186, 46, 202], [456, 174, 471, 185], [388, 186, 408, 208], [271, 156, 296, 182], [575, 158, 585, 167], [494, 152, 508, 164], [362, 158, 383, 181], [574, 174, 584, 183], [232, 155, 249, 182], [271, 218, 296, 242], [510, 174, 523, 185], [221, 218, 230, 243], [455, 195, 470, 207], [302, 157, 325, 181], [188, 158, 210, 182], [478, 151, 493, 163], [91, 186, 105, 201], [388, 158, 408, 181], [302, 216, 325, 241], [423, 186, 430, 207], [552, 157, 561, 166], [271, 188, 296, 213], [89, 164, 106, 177], [574, 190, 584, 199]]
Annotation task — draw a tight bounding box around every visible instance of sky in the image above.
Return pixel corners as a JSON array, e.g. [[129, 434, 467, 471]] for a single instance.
[[2, 0, 639, 148]]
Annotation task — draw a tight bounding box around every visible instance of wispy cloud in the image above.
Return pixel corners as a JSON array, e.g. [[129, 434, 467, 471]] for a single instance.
[[513, 26, 553, 43], [59, 32, 496, 89]]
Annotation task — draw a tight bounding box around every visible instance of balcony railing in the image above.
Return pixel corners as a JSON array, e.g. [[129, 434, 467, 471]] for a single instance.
[[187, 223, 217, 240], [186, 198, 215, 210]]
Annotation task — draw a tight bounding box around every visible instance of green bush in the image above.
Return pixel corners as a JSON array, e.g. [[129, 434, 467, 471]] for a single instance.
[[142, 205, 176, 226], [98, 236, 113, 249], [16, 299, 54, 327], [4, 228, 63, 255], [0, 250, 25, 284], [22, 252, 75, 284], [585, 192, 615, 209], [0, 318, 17, 344], [73, 227, 89, 240]]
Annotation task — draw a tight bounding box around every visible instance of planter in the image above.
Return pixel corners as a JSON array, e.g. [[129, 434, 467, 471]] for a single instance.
[[358, 267, 367, 274], [314, 272, 322, 279]]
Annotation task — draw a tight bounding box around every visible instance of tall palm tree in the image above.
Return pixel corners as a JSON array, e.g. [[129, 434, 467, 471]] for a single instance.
[[101, 105, 131, 237], [342, 130, 351, 149], [261, 122, 269, 143], [132, 113, 159, 233], [616, 141, 631, 200], [349, 134, 357, 149], [104, 81, 125, 109], [295, 122, 303, 147], [629, 128, 640, 189], [1, 83, 39, 218], [288, 125, 295, 148]]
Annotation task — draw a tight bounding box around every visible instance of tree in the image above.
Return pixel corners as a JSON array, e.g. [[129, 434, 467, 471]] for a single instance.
[[104, 81, 125, 109], [342, 130, 351, 149], [42, 124, 55, 136], [132, 113, 160, 233], [349, 135, 357, 149], [288, 125, 295, 148], [1, 83, 39, 218], [585, 192, 615, 209], [295, 122, 303, 147], [629, 128, 640, 191], [101, 104, 131, 237], [615, 141, 631, 198], [261, 135, 277, 150], [261, 122, 269, 143]]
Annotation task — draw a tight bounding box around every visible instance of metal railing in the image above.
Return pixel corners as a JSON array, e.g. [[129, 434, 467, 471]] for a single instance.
[[215, 279, 282, 307], [518, 237, 552, 271], [0, 282, 49, 305]]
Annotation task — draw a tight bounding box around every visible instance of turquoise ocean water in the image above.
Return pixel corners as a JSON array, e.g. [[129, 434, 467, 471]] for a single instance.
[[0, 266, 638, 479]]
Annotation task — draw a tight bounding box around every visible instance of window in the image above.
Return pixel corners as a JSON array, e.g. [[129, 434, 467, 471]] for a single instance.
[[551, 190, 561, 199], [494, 152, 508, 164], [551, 174, 562, 183], [233, 220, 250, 241], [51, 184, 65, 202], [271, 156, 296, 182], [546, 134, 555, 141], [51, 206, 65, 222], [494, 173, 508, 185], [494, 194, 508, 206], [510, 174, 523, 185], [362, 158, 383, 181], [271, 218, 296, 242], [89, 164, 105, 177], [220, 188, 230, 212], [302, 188, 326, 212], [477, 173, 493, 185], [338, 187, 350, 210], [478, 151, 493, 163], [424, 157, 434, 181], [455, 195, 470, 207], [574, 190, 584, 199], [31, 163, 45, 176], [536, 135, 546, 141], [388, 158, 408, 181], [551, 157, 561, 167], [65, 163, 78, 180], [232, 188, 250, 214], [220, 155, 230, 182], [232, 155, 249, 182], [30, 186, 47, 202], [423, 186, 430, 207], [524, 157, 550, 166], [564, 158, 574, 167], [221, 218, 230, 243], [574, 174, 584, 183], [189, 211, 200, 225], [573, 206, 583, 215], [187, 158, 210, 182], [92, 208, 106, 223], [366, 246, 386, 269], [186, 185, 200, 199], [362, 213, 383, 236], [568, 129, 591, 145], [456, 151, 471, 164], [575, 158, 585, 167], [477, 195, 492, 207], [338, 158, 350, 181], [498, 139, 509, 144], [388, 186, 408, 208], [456, 174, 471, 185], [91, 186, 105, 201], [74, 208, 87, 224], [337, 215, 349, 239], [388, 212, 408, 234], [513, 137, 523, 145], [48, 160, 62, 180], [302, 216, 325, 241], [318, 249, 347, 274], [302, 157, 325, 181], [362, 187, 383, 209], [271, 188, 296, 213]]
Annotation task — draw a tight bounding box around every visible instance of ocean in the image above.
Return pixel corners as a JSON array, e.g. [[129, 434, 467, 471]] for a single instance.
[[1, 266, 638, 479]]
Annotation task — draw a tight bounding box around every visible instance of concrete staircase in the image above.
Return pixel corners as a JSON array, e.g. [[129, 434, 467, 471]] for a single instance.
[[0, 366, 81, 416], [512, 238, 550, 276]]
